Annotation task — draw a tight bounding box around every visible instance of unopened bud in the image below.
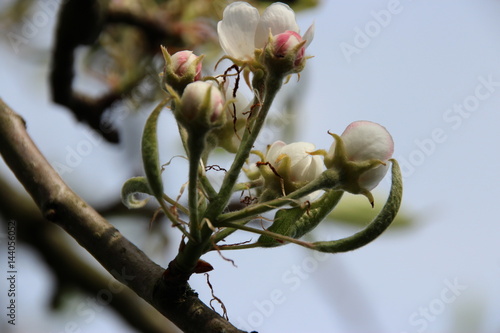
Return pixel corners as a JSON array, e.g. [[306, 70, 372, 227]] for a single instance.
[[176, 81, 226, 131], [273, 31, 305, 67], [325, 121, 394, 205], [161, 47, 204, 93]]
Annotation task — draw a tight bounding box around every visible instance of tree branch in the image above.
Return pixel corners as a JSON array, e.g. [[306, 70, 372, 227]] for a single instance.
[[0, 176, 179, 333], [0, 98, 247, 333], [49, 0, 185, 144], [49, 0, 120, 143]]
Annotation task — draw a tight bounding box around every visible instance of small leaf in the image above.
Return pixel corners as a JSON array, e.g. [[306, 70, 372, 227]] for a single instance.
[[142, 100, 168, 199], [121, 177, 154, 209], [258, 190, 344, 247], [312, 159, 403, 253]]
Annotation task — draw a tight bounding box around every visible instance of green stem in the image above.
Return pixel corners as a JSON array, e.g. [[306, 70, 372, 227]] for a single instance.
[[171, 75, 284, 274], [212, 219, 252, 244], [187, 134, 206, 242], [199, 168, 218, 201], [216, 169, 340, 226], [162, 193, 189, 215], [232, 179, 264, 192], [203, 76, 283, 223], [157, 197, 193, 242], [217, 221, 314, 249]]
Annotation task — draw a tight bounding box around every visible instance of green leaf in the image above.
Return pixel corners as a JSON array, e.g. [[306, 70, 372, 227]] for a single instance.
[[121, 177, 153, 209], [258, 190, 344, 247], [312, 159, 403, 253], [141, 100, 168, 199]]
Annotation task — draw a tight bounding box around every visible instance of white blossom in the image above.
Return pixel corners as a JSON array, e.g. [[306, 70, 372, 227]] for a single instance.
[[261, 141, 324, 201], [217, 2, 314, 61]]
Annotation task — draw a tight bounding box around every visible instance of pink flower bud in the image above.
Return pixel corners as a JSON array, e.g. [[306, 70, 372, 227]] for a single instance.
[[262, 25, 313, 76], [273, 31, 305, 66], [171, 50, 202, 80], [161, 47, 204, 93]]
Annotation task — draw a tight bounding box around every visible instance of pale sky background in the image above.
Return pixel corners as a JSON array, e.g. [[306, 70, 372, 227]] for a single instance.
[[1, 0, 500, 332]]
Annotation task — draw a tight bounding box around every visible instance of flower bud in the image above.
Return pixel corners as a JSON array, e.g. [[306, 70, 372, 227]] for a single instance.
[[161, 47, 204, 93], [172, 50, 202, 80], [273, 31, 305, 66], [176, 81, 226, 131], [262, 31, 306, 76], [260, 22, 314, 77], [325, 121, 394, 204], [259, 141, 324, 201]]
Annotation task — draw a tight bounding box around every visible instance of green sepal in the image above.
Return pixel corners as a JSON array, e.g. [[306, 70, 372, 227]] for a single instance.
[[121, 177, 153, 209], [312, 159, 403, 253], [142, 100, 167, 199], [258, 190, 344, 247]]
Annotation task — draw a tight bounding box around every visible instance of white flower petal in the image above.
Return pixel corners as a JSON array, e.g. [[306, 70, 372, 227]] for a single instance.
[[302, 23, 315, 48], [329, 121, 394, 191], [267, 140, 286, 163], [218, 2, 260, 60], [294, 154, 324, 183], [254, 2, 299, 49], [359, 164, 390, 191], [280, 142, 313, 165], [278, 142, 323, 183], [337, 121, 394, 162]]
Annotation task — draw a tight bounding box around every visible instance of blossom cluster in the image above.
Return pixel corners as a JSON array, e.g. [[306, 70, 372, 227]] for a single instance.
[[160, 1, 394, 204]]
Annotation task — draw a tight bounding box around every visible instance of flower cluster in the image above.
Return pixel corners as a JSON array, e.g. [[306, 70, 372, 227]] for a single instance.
[[158, 2, 395, 205], [129, 1, 401, 276], [119, 3, 403, 332]]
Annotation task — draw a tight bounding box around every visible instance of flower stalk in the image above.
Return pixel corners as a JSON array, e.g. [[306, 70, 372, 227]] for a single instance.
[[187, 133, 206, 242]]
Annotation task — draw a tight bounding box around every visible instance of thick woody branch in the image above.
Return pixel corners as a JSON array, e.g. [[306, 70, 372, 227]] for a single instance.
[[0, 177, 178, 333], [0, 98, 246, 333]]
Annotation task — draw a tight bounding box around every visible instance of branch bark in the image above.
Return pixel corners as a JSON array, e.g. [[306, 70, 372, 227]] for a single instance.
[[0, 176, 179, 333], [0, 98, 247, 333]]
